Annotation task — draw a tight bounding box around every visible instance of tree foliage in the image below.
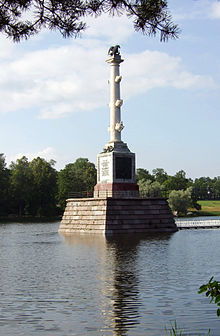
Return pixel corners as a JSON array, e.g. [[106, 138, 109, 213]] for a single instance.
[[8, 155, 58, 216], [168, 187, 192, 216], [152, 167, 168, 184], [164, 170, 192, 194], [1, 154, 97, 217], [199, 277, 220, 317], [29, 157, 58, 216], [192, 177, 220, 200], [9, 156, 33, 216], [138, 178, 163, 197], [2, 153, 220, 218], [136, 168, 154, 182], [57, 158, 96, 209], [0, 0, 179, 42], [0, 154, 10, 215]]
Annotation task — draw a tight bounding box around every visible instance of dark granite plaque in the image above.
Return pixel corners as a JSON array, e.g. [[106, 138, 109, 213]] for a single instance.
[[116, 157, 132, 179]]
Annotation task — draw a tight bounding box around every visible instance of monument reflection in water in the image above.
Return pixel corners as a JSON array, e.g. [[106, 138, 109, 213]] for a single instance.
[[63, 233, 172, 336]]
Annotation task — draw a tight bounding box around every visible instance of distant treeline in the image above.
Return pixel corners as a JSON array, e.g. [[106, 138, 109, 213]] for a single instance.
[[136, 168, 220, 200], [0, 153, 220, 217], [0, 154, 96, 217]]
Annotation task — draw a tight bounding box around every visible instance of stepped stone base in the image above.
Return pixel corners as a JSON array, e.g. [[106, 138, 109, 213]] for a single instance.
[[59, 198, 177, 234]]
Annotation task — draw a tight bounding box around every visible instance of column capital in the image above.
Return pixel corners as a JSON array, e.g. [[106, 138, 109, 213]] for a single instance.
[[106, 54, 124, 65]]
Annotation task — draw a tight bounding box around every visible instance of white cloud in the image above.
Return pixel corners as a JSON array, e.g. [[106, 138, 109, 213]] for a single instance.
[[0, 37, 15, 59], [9, 147, 58, 163], [84, 14, 134, 43], [123, 50, 215, 98], [209, 1, 220, 18], [171, 0, 210, 20], [0, 42, 109, 118], [171, 0, 220, 21], [0, 16, 215, 119]]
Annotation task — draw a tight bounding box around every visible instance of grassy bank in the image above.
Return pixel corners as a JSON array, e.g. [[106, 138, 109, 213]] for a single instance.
[[191, 200, 220, 217]]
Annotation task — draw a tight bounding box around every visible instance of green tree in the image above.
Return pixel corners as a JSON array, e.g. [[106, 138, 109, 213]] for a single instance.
[[164, 170, 192, 196], [57, 158, 96, 209], [192, 177, 214, 200], [0, 0, 179, 42], [0, 154, 10, 215], [213, 177, 220, 199], [29, 157, 58, 216], [168, 187, 192, 216], [136, 168, 154, 183], [152, 167, 168, 184], [174, 170, 192, 190], [9, 156, 33, 216], [138, 179, 163, 197]]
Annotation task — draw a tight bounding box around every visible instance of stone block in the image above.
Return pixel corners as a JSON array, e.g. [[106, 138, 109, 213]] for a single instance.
[[58, 197, 177, 234]]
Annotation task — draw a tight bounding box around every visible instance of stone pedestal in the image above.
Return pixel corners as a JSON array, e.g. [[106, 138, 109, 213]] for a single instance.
[[59, 198, 177, 234], [94, 141, 139, 198]]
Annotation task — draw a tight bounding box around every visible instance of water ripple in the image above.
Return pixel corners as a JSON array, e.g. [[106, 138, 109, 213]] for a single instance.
[[0, 223, 220, 335]]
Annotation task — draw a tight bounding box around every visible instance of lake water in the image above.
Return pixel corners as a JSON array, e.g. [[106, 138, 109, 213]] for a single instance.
[[0, 222, 220, 336]]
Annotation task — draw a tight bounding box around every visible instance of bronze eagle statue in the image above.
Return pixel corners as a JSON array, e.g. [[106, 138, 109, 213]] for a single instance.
[[108, 45, 120, 56]]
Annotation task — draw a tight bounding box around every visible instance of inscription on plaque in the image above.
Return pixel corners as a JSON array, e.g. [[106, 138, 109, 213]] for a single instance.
[[116, 157, 132, 180], [101, 159, 109, 177]]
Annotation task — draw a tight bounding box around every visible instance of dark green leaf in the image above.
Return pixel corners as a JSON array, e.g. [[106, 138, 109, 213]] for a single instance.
[[198, 285, 208, 294], [206, 290, 211, 297], [209, 276, 214, 283], [215, 295, 220, 304]]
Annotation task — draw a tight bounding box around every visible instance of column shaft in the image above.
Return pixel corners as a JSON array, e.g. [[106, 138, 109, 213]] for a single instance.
[[110, 62, 121, 142]]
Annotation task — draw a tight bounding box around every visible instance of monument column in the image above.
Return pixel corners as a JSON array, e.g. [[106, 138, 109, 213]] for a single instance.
[[94, 45, 139, 198], [107, 50, 124, 143]]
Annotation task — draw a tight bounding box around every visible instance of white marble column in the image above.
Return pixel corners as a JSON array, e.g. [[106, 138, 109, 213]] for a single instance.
[[94, 46, 139, 198], [106, 53, 124, 143]]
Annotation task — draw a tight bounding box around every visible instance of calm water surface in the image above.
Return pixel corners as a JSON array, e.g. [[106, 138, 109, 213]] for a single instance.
[[0, 222, 220, 335]]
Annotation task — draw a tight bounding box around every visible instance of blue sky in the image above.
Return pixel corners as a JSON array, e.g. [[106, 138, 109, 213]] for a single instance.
[[1, 0, 220, 179]]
